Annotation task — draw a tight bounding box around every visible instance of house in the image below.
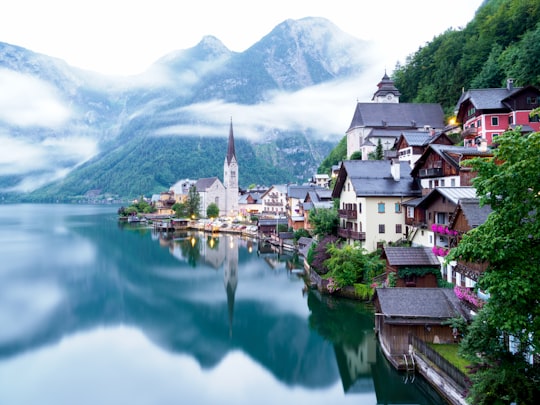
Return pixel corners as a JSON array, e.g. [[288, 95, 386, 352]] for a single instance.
[[297, 236, 315, 257], [406, 186, 477, 252], [311, 173, 330, 188], [258, 217, 288, 236], [331, 159, 421, 252], [410, 144, 493, 194], [381, 246, 440, 288], [446, 198, 491, 288], [238, 189, 265, 217], [346, 72, 445, 159], [286, 185, 332, 231], [394, 130, 454, 168], [373, 288, 473, 364], [153, 190, 176, 215], [260, 184, 288, 216], [195, 177, 226, 217], [169, 179, 196, 202], [301, 188, 334, 231], [456, 78, 540, 146]]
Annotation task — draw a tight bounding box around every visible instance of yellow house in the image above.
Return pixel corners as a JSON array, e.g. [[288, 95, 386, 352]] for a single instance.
[[331, 159, 421, 252]]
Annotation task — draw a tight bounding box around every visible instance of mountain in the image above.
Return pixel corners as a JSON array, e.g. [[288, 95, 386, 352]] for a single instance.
[[0, 17, 373, 201]]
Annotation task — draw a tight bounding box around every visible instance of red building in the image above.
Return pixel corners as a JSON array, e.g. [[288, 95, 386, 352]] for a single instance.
[[456, 79, 540, 146]]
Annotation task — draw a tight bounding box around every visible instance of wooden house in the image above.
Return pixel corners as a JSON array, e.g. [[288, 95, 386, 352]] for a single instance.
[[456, 79, 540, 146], [394, 130, 454, 168], [381, 246, 440, 288], [446, 198, 492, 287], [410, 144, 493, 194], [373, 288, 473, 367]]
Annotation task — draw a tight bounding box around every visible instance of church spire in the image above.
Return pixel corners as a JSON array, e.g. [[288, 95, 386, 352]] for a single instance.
[[226, 118, 236, 164]]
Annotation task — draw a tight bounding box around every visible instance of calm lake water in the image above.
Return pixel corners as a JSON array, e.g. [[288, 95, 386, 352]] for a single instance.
[[0, 204, 448, 405]]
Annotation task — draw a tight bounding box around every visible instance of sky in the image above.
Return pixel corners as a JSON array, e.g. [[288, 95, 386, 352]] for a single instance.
[[1, 0, 484, 76], [0, 0, 486, 193]]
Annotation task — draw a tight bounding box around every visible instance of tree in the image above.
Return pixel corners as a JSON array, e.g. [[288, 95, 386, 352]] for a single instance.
[[308, 208, 338, 237], [349, 151, 362, 160], [206, 203, 219, 218], [172, 202, 188, 218], [324, 243, 385, 288], [447, 128, 540, 403], [186, 185, 200, 219]]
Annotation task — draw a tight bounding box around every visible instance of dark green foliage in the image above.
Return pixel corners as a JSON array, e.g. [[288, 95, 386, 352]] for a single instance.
[[293, 228, 311, 241], [308, 208, 338, 237], [206, 202, 219, 218], [310, 235, 339, 275], [186, 185, 200, 218], [318, 136, 346, 174], [392, 0, 540, 116], [324, 243, 385, 289], [448, 129, 540, 403]]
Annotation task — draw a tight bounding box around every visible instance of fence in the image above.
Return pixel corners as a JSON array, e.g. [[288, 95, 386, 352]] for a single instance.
[[409, 334, 470, 392]]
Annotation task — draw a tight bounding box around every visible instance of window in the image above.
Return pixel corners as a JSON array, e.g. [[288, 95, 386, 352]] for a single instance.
[[477, 119, 481, 127], [530, 114, 540, 123], [491, 116, 499, 126], [407, 206, 414, 218], [395, 203, 401, 213], [396, 224, 402, 233], [450, 178, 456, 187], [440, 179, 445, 187], [428, 180, 433, 189], [436, 212, 446, 224], [378, 203, 385, 213], [378, 224, 385, 233], [509, 115, 514, 125], [527, 96, 537, 104]]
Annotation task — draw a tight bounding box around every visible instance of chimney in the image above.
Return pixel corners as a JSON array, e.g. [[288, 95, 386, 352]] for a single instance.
[[507, 78, 514, 91], [391, 159, 400, 181]]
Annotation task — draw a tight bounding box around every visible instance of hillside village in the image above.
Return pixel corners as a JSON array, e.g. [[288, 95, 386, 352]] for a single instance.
[[132, 72, 540, 404]]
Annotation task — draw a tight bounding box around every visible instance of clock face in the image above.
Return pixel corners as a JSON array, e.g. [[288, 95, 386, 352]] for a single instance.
[[386, 94, 394, 100]]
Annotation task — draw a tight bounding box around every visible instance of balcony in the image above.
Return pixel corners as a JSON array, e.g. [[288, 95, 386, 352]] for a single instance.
[[418, 168, 443, 178], [338, 228, 366, 241], [338, 209, 357, 219]]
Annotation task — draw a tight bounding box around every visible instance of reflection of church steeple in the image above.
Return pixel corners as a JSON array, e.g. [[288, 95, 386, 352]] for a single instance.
[[223, 235, 238, 337]]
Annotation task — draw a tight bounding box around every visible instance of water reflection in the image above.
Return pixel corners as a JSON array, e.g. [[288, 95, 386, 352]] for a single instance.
[[0, 205, 447, 404]]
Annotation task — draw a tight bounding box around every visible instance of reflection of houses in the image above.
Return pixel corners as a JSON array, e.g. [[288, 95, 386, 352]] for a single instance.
[[334, 337, 377, 393], [373, 288, 473, 367], [223, 234, 238, 337], [332, 160, 421, 252], [381, 246, 440, 288]]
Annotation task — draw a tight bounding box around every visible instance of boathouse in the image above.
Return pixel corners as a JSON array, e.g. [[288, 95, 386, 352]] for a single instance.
[[373, 287, 472, 366]]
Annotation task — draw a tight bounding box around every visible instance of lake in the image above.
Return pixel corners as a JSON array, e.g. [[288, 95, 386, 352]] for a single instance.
[[0, 204, 447, 404]]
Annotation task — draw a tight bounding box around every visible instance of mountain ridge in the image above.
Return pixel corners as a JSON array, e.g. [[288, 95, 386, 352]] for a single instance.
[[0, 17, 373, 201]]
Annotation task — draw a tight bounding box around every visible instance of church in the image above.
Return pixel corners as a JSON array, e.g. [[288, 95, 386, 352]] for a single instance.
[[346, 72, 445, 159], [194, 119, 239, 218]]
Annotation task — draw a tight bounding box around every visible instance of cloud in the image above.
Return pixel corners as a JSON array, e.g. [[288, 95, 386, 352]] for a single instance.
[[150, 67, 381, 143], [0, 132, 98, 192], [0, 68, 71, 128]]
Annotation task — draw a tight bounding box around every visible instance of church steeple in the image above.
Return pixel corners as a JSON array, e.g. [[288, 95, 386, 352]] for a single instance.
[[226, 118, 236, 165], [223, 118, 239, 217]]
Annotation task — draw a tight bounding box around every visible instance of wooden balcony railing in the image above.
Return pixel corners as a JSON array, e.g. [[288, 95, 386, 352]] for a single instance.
[[338, 209, 357, 219], [338, 228, 366, 241]]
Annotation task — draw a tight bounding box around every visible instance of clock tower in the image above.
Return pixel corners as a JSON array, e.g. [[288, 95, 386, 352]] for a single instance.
[[372, 71, 401, 103]]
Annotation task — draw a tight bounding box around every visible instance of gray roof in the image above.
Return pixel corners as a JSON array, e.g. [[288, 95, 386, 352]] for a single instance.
[[348, 103, 444, 132], [411, 144, 493, 176], [376, 288, 472, 320], [456, 198, 492, 228], [383, 246, 439, 266], [399, 131, 433, 146], [338, 160, 421, 197], [195, 177, 221, 191], [287, 185, 325, 199], [456, 87, 521, 111]]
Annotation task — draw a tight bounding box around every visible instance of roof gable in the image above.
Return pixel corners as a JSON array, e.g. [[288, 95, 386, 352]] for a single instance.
[[348, 103, 444, 132], [383, 246, 439, 266]]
